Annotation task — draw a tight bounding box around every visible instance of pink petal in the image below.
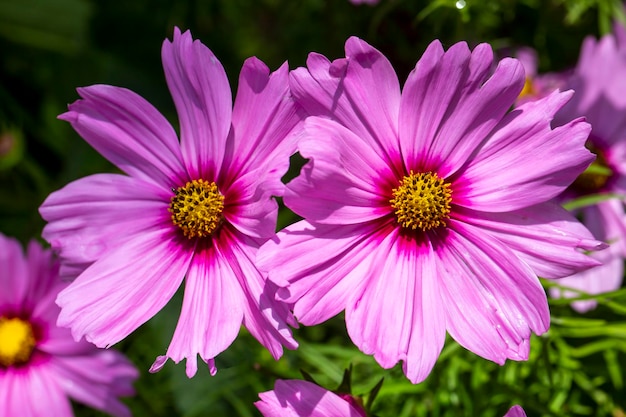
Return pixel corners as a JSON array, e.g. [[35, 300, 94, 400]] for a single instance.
[[37, 322, 97, 357], [59, 85, 187, 187], [549, 200, 625, 312], [456, 91, 593, 211], [0, 365, 74, 417], [551, 251, 623, 313], [218, 58, 304, 239], [290, 42, 403, 173], [223, 168, 282, 239], [255, 379, 363, 417], [455, 202, 605, 279], [582, 200, 626, 254], [0, 234, 29, 313], [39, 173, 170, 280], [24, 240, 59, 311], [56, 228, 193, 348], [160, 234, 245, 378], [224, 58, 303, 188], [284, 117, 396, 224], [562, 34, 626, 126], [515, 47, 538, 78], [162, 28, 232, 181], [258, 220, 391, 326], [345, 228, 446, 384], [221, 230, 297, 358], [399, 41, 524, 177], [49, 352, 137, 417], [289, 52, 346, 118], [341, 36, 403, 168], [438, 221, 549, 364], [504, 405, 527, 417]]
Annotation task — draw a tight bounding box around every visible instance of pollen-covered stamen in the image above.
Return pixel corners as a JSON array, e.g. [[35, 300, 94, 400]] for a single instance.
[[390, 171, 452, 232], [169, 179, 225, 239], [0, 317, 36, 367]]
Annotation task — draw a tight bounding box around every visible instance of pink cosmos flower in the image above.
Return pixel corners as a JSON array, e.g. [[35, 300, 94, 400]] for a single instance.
[[255, 379, 367, 417], [39, 28, 300, 377], [0, 233, 138, 417], [256, 379, 526, 417], [258, 37, 604, 383], [549, 33, 626, 312]]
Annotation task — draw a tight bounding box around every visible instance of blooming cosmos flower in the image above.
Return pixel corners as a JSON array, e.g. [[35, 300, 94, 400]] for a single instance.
[[39, 28, 300, 377], [258, 37, 604, 383], [549, 32, 626, 312], [255, 379, 526, 417], [255, 379, 367, 417], [0, 233, 137, 417]]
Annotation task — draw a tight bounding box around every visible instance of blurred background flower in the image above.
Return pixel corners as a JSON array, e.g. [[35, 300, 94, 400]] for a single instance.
[[0, 233, 138, 417]]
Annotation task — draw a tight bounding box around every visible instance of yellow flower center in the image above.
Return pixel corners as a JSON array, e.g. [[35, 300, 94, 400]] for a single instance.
[[518, 77, 535, 100], [390, 171, 452, 231], [571, 150, 612, 193], [169, 179, 225, 239], [0, 317, 36, 367]]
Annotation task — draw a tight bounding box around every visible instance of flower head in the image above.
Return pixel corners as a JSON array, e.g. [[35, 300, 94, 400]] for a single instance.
[[259, 37, 603, 383], [549, 32, 626, 312], [0, 233, 137, 417], [39, 28, 301, 377], [256, 379, 526, 417], [255, 379, 367, 417]]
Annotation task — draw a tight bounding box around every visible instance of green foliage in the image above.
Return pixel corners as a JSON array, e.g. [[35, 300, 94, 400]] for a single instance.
[[2, 1, 626, 416]]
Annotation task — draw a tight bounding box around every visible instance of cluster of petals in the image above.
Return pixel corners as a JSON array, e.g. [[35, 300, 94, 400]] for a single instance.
[[39, 28, 300, 377], [255, 379, 526, 417], [0, 233, 138, 417], [258, 36, 605, 383], [548, 30, 626, 312]]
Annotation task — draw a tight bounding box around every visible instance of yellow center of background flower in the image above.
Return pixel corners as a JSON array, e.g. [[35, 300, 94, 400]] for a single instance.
[[0, 317, 36, 367], [571, 150, 612, 193], [518, 77, 536, 99], [169, 179, 225, 239], [390, 171, 452, 232]]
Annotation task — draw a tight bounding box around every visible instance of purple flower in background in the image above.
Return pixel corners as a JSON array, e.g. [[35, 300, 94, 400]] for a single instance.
[[255, 379, 367, 417], [259, 37, 604, 383], [39, 28, 300, 377], [514, 47, 569, 106], [504, 405, 527, 417], [0, 233, 137, 417], [550, 32, 626, 312]]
